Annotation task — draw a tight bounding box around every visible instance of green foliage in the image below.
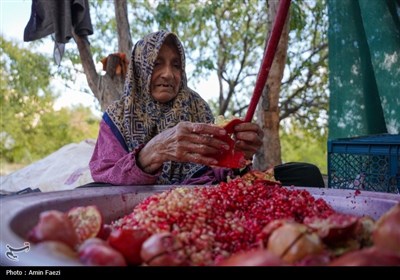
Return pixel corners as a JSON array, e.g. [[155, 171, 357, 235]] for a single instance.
[[123, 0, 329, 130], [0, 37, 99, 164], [280, 121, 328, 174], [143, 0, 269, 117], [25, 1, 329, 168], [280, 0, 329, 137], [30, 106, 99, 159], [59, 0, 328, 136]]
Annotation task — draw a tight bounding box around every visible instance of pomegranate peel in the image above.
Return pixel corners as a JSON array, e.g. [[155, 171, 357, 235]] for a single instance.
[[214, 118, 246, 168], [27, 210, 79, 249], [303, 213, 359, 244], [372, 203, 400, 254], [108, 227, 150, 265], [140, 232, 189, 266]]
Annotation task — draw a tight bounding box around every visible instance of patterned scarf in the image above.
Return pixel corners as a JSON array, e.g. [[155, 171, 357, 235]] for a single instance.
[[104, 30, 214, 184]]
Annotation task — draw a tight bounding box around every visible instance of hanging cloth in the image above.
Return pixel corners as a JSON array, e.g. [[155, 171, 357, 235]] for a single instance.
[[328, 0, 400, 139], [23, 0, 93, 65]]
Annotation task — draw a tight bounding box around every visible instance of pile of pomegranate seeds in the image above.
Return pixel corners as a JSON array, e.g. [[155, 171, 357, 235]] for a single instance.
[[112, 178, 334, 265]]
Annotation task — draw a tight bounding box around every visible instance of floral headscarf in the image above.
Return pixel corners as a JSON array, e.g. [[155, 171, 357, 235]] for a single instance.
[[104, 30, 214, 184]]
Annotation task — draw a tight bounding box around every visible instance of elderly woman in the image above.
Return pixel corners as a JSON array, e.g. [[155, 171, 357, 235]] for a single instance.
[[89, 30, 263, 185]]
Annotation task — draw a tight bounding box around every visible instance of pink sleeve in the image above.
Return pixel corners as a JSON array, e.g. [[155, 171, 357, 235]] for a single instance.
[[181, 167, 236, 185], [89, 120, 160, 185]]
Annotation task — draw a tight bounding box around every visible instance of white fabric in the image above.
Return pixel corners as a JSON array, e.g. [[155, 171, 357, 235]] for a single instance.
[[0, 139, 95, 193]]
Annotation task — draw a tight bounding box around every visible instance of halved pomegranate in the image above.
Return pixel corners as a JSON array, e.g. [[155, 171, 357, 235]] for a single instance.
[[67, 205, 103, 244], [303, 213, 359, 244]]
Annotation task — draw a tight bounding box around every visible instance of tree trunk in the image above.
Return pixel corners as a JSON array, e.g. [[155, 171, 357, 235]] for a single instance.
[[73, 1, 132, 111], [72, 31, 100, 104], [114, 0, 133, 57], [253, 0, 290, 171]]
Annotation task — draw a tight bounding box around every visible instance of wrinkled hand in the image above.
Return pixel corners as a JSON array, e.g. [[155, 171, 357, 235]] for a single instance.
[[232, 122, 263, 160], [138, 122, 230, 173]]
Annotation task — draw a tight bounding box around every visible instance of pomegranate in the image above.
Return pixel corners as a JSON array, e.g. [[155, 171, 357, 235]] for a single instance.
[[353, 216, 375, 247], [140, 232, 188, 266], [294, 251, 331, 266], [267, 222, 324, 264], [78, 237, 105, 251], [303, 213, 359, 244], [217, 249, 286, 266], [241, 169, 279, 184], [78, 238, 127, 266], [108, 227, 150, 265], [113, 177, 332, 265], [372, 203, 400, 255], [258, 219, 294, 246], [214, 117, 246, 168], [67, 205, 103, 244], [33, 241, 78, 261], [27, 210, 79, 249], [329, 247, 400, 266], [97, 224, 112, 240]]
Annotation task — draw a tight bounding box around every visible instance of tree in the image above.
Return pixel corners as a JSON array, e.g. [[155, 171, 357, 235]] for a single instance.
[[55, 0, 329, 169], [277, 0, 328, 171], [255, 0, 329, 169], [254, 0, 290, 170], [280, 123, 328, 174], [0, 37, 99, 164], [1, 37, 54, 162]]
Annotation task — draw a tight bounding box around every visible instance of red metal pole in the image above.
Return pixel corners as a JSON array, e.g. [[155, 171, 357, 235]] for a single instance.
[[244, 0, 291, 122]]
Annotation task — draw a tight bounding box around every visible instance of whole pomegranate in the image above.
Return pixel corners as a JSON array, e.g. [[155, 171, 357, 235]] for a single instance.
[[108, 228, 150, 265], [78, 238, 127, 266], [372, 203, 400, 255], [217, 249, 286, 266], [330, 247, 400, 266], [27, 210, 79, 249]]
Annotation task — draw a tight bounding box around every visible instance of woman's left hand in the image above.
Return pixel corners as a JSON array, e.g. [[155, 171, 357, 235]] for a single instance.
[[233, 122, 264, 159]]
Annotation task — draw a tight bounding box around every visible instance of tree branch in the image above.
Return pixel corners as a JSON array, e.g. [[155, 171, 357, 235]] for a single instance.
[[72, 31, 100, 102], [114, 0, 133, 57]]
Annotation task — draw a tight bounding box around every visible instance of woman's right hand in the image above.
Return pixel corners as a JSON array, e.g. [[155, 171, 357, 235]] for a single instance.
[[137, 122, 231, 174]]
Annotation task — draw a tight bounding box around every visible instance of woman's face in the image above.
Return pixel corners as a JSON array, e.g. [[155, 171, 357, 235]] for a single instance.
[[150, 42, 182, 103]]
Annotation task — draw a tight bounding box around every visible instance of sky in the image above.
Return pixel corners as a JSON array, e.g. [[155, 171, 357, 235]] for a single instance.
[[0, 0, 219, 117], [0, 0, 106, 117]]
